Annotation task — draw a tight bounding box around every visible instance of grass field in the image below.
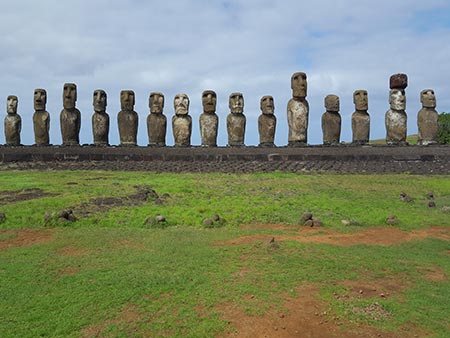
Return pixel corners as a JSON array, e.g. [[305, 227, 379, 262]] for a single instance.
[[1, 171, 449, 337]]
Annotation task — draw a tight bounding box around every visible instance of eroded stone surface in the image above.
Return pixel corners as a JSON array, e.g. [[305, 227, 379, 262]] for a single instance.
[[33, 89, 50, 146], [386, 89, 407, 145], [172, 94, 192, 147], [118, 90, 138, 146], [352, 90, 370, 145], [322, 95, 341, 145], [287, 72, 309, 146], [60, 83, 81, 146], [199, 90, 218, 147], [147, 92, 167, 146], [389, 73, 408, 90], [227, 93, 246, 146], [258, 95, 276, 147], [4, 95, 21, 146], [417, 89, 438, 145], [92, 90, 109, 146]]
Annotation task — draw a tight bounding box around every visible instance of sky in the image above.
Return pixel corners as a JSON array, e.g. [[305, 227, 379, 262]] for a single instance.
[[1, 0, 450, 146]]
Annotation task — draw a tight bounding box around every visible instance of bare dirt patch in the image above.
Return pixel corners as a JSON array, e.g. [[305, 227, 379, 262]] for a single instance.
[[57, 245, 87, 256], [215, 226, 450, 247], [58, 266, 80, 276], [420, 266, 448, 282], [0, 188, 58, 205], [0, 229, 54, 251], [337, 275, 410, 300]]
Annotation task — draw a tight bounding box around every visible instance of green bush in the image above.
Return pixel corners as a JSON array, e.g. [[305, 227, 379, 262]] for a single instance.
[[438, 113, 450, 144]]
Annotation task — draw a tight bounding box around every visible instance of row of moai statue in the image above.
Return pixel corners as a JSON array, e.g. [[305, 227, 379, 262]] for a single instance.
[[3, 73, 440, 147]]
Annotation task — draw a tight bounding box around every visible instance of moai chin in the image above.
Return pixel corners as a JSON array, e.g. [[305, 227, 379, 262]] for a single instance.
[[386, 73, 408, 145], [172, 94, 192, 147], [33, 89, 50, 146], [92, 89, 109, 146], [258, 95, 276, 147], [287, 72, 309, 146], [147, 92, 167, 146], [321, 94, 341, 145], [4, 95, 21, 146], [227, 92, 246, 147], [199, 90, 219, 147], [118, 90, 138, 146], [417, 89, 438, 145], [351, 90, 370, 145], [60, 83, 81, 145]]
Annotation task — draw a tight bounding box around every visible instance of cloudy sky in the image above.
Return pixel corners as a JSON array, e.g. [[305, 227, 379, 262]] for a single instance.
[[1, 0, 450, 146]]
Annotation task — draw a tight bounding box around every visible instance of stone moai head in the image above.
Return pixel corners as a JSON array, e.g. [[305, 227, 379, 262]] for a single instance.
[[202, 90, 217, 114], [291, 72, 307, 99], [93, 90, 107, 112], [174, 94, 189, 116], [420, 89, 436, 109], [353, 90, 368, 111], [229, 93, 244, 114], [389, 73, 408, 90], [7, 95, 18, 115], [389, 89, 406, 110], [325, 94, 339, 112], [34, 89, 47, 111], [149, 92, 164, 114], [120, 90, 135, 111], [260, 95, 274, 115], [63, 83, 77, 109]]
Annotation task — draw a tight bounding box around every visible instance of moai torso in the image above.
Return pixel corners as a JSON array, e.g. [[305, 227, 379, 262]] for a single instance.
[[258, 95, 276, 147], [118, 90, 138, 146], [417, 89, 438, 145], [172, 94, 192, 147], [321, 95, 341, 145], [60, 83, 81, 145], [4, 95, 21, 146], [287, 72, 309, 146], [351, 90, 370, 144], [199, 90, 218, 147], [92, 90, 109, 146], [33, 89, 50, 145], [147, 92, 167, 146], [227, 93, 246, 146], [386, 74, 408, 145]]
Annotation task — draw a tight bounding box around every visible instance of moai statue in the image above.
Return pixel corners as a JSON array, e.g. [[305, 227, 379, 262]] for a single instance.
[[227, 92, 246, 146], [172, 94, 192, 147], [386, 74, 408, 145], [33, 89, 50, 146], [4, 95, 21, 145], [287, 72, 309, 146], [147, 92, 166, 146], [199, 90, 218, 147], [351, 90, 370, 145], [321, 94, 341, 145], [258, 95, 276, 147], [417, 89, 439, 145], [60, 83, 81, 145], [92, 90, 109, 146], [118, 90, 138, 146]]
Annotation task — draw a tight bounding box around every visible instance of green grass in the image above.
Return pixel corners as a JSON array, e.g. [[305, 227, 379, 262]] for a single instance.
[[1, 171, 449, 337], [370, 134, 418, 145]]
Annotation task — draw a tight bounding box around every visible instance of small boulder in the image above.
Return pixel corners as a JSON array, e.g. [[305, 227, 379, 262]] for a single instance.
[[386, 214, 397, 225], [300, 212, 313, 224], [203, 218, 213, 227], [0, 213, 6, 223], [155, 215, 166, 223], [399, 192, 413, 203], [267, 237, 280, 249], [304, 220, 314, 227], [428, 201, 436, 208], [312, 218, 322, 227], [341, 219, 351, 226], [442, 206, 450, 213], [212, 214, 220, 222], [426, 193, 434, 200]]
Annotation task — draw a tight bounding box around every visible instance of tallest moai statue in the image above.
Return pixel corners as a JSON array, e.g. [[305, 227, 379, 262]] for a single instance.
[[287, 72, 309, 146]]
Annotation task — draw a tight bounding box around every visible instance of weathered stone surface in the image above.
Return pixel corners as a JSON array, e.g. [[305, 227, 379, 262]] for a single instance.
[[417, 89, 438, 145], [147, 92, 167, 146], [60, 83, 81, 146], [389, 73, 408, 90], [199, 90, 218, 147], [92, 89, 109, 146], [33, 89, 50, 146], [351, 90, 370, 145], [386, 89, 407, 145], [227, 93, 246, 146], [4, 95, 21, 146], [258, 95, 276, 147], [322, 95, 341, 145], [118, 90, 138, 146], [172, 94, 192, 147], [287, 72, 309, 146]]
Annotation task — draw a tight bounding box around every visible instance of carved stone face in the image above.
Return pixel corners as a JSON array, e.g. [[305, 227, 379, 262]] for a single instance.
[[353, 90, 368, 111], [34, 89, 47, 111], [389, 89, 406, 110], [202, 90, 217, 114], [260, 96, 274, 115], [93, 90, 107, 112], [291, 72, 307, 98], [421, 89, 436, 109], [174, 94, 189, 116], [149, 92, 164, 114], [229, 93, 244, 114], [7, 95, 18, 114], [325, 95, 339, 112], [120, 90, 135, 111], [63, 83, 77, 109]]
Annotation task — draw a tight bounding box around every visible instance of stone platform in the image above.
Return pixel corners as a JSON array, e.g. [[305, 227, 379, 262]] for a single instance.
[[0, 145, 449, 174]]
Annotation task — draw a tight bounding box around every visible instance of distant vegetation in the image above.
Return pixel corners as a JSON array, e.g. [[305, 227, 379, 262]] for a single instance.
[[438, 113, 450, 144]]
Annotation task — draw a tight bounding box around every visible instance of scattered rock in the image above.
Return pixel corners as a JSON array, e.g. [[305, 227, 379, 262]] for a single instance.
[[426, 193, 434, 200], [304, 220, 314, 227], [399, 192, 413, 203], [442, 206, 450, 213], [386, 214, 397, 225], [58, 208, 77, 222], [341, 219, 351, 226], [212, 214, 220, 222], [312, 218, 322, 227], [203, 218, 213, 227], [155, 215, 166, 223], [0, 212, 6, 223], [300, 212, 313, 224], [267, 237, 279, 249], [132, 185, 159, 202], [428, 201, 436, 208]]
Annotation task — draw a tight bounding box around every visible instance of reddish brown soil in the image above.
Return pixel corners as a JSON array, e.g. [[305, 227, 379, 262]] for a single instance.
[[215, 226, 450, 247], [57, 245, 86, 256], [0, 229, 54, 251], [420, 266, 448, 282], [58, 266, 80, 276]]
